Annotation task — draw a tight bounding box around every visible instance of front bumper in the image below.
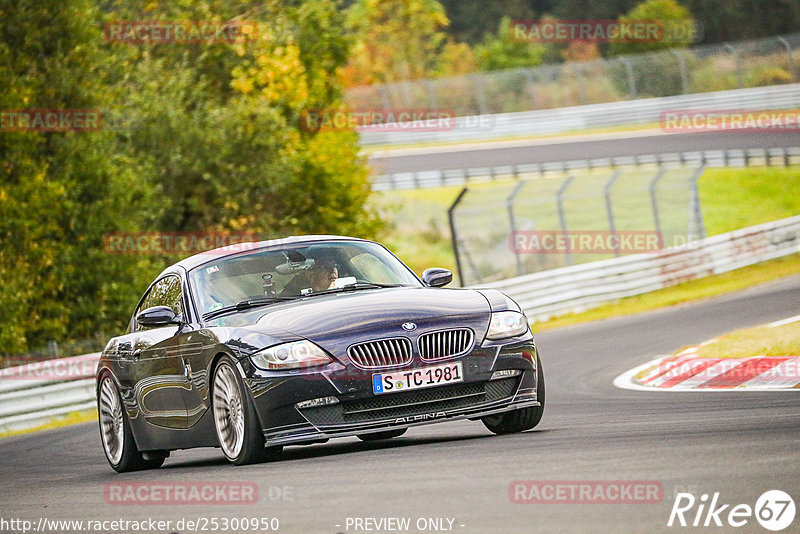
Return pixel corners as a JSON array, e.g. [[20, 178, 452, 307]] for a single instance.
[[241, 338, 539, 447]]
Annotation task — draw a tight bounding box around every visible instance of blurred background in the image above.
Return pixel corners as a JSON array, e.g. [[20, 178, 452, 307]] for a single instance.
[[1, 0, 799, 358]]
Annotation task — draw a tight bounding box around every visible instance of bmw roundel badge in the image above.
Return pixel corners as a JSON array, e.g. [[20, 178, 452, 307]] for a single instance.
[[402, 322, 417, 331]]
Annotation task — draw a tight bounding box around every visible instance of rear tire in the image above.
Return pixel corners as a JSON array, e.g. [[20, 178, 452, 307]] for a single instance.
[[482, 358, 545, 435], [98, 375, 165, 472], [212, 357, 282, 465], [356, 428, 407, 441]]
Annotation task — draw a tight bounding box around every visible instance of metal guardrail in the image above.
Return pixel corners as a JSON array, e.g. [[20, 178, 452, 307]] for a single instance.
[[476, 215, 800, 321], [373, 146, 800, 191], [361, 84, 800, 146], [0, 353, 100, 434], [1, 215, 798, 432], [349, 33, 800, 125]]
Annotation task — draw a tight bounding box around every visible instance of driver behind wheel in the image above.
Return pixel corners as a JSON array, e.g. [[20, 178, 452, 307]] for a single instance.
[[281, 258, 338, 296], [308, 260, 338, 292]]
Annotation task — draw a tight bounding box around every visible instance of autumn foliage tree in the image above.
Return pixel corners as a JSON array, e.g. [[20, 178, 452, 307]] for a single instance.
[[1, 0, 380, 355]]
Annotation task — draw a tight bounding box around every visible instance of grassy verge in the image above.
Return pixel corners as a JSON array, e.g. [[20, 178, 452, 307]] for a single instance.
[[376, 167, 800, 330], [0, 408, 96, 439], [686, 320, 800, 359], [379, 167, 800, 276], [699, 167, 800, 235], [361, 122, 663, 154], [534, 253, 800, 331]]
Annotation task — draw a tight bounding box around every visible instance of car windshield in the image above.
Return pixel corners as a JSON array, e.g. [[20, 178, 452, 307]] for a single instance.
[[188, 240, 421, 316]]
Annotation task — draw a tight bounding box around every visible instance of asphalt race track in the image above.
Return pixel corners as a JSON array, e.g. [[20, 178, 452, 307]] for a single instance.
[[2, 274, 799, 533], [368, 130, 800, 174]]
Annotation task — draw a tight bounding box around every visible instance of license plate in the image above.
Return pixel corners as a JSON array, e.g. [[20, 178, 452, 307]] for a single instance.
[[372, 362, 463, 395]]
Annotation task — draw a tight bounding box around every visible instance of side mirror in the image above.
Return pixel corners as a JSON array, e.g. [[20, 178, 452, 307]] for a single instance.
[[137, 306, 179, 327], [421, 268, 453, 288]]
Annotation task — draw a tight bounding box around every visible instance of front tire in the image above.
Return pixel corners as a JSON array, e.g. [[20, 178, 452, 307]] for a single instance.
[[98, 375, 165, 472], [482, 358, 545, 435], [212, 357, 281, 465]]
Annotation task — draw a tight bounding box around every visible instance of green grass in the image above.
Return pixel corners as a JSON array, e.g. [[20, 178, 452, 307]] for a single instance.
[[534, 252, 800, 331], [0, 408, 97, 439], [377, 167, 800, 327], [361, 122, 663, 154], [699, 167, 800, 234], [687, 321, 800, 359]]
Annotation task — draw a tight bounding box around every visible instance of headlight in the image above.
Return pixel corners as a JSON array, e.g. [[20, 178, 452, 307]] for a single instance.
[[486, 311, 529, 340], [250, 340, 332, 370]]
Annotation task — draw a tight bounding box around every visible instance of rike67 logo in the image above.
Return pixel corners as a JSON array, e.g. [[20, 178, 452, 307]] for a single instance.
[[668, 490, 795, 531]]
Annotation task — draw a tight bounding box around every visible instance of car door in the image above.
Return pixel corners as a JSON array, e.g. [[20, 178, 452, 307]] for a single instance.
[[129, 275, 190, 430]]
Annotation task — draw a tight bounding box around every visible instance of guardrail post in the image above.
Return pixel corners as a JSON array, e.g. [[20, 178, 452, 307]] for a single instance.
[[725, 43, 744, 88], [507, 181, 528, 275], [571, 64, 587, 104], [401, 81, 413, 107], [604, 169, 623, 256], [523, 68, 538, 109], [471, 74, 489, 115], [649, 168, 667, 242], [425, 80, 438, 110], [688, 166, 706, 242], [670, 50, 690, 94], [618, 57, 636, 98], [379, 86, 392, 110], [448, 187, 469, 286], [776, 37, 798, 82], [556, 175, 575, 266]]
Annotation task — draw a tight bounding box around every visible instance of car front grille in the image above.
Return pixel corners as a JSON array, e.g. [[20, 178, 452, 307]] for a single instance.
[[348, 337, 413, 369], [299, 377, 520, 427], [418, 328, 474, 361]]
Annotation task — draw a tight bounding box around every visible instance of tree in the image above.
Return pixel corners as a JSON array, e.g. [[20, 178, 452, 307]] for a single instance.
[[343, 0, 450, 85], [1, 0, 381, 355], [474, 16, 547, 71], [438, 0, 536, 45], [0, 0, 166, 354], [609, 0, 695, 56]]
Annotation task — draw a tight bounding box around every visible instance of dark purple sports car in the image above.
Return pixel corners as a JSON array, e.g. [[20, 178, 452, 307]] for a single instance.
[[96, 235, 544, 472]]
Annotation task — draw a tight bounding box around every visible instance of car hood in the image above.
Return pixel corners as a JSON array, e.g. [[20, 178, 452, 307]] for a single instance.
[[212, 287, 492, 355], [259, 286, 489, 338]]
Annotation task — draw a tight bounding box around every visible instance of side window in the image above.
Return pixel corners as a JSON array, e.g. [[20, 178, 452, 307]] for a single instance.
[[147, 276, 184, 315], [134, 276, 183, 331]]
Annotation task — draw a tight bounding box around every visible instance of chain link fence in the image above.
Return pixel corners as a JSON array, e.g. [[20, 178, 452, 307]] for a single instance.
[[448, 165, 706, 286], [346, 34, 800, 116]]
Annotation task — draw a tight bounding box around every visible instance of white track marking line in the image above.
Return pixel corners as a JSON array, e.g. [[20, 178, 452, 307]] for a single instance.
[[614, 314, 800, 392], [767, 314, 800, 328], [613, 356, 800, 392]]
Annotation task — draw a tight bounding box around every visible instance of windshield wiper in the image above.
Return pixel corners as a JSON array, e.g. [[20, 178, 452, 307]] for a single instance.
[[202, 296, 297, 320], [304, 282, 405, 297]]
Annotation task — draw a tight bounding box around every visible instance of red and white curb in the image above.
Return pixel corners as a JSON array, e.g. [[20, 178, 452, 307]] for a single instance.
[[614, 315, 800, 392]]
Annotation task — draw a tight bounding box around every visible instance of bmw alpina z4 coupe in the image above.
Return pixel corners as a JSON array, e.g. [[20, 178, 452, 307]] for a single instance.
[[97, 235, 544, 471]]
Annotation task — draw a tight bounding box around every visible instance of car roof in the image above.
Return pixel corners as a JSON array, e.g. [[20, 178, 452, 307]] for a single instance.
[[164, 234, 372, 275]]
